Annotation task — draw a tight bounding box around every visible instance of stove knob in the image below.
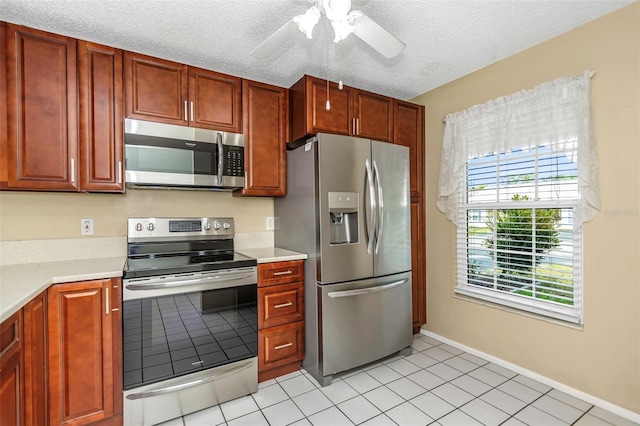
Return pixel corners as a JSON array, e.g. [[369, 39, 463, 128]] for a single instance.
[[213, 221, 221, 230], [223, 222, 231, 230], [147, 223, 155, 231], [205, 222, 212, 231], [135, 223, 143, 231]]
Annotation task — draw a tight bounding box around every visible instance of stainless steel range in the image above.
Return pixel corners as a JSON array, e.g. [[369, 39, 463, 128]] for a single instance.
[[122, 217, 258, 426]]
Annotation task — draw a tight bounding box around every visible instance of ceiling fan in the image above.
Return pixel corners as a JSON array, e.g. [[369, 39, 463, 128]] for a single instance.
[[250, 0, 406, 59]]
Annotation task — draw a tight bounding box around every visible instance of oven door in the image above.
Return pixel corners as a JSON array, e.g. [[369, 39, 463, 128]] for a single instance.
[[122, 267, 258, 425]]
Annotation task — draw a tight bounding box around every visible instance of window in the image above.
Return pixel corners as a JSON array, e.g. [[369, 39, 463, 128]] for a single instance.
[[438, 72, 599, 324]]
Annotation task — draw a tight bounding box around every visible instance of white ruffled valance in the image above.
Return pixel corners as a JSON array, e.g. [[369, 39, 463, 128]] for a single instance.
[[437, 71, 600, 228]]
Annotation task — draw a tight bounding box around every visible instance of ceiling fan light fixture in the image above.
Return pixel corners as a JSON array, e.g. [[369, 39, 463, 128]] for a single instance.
[[251, 0, 405, 59], [293, 5, 321, 39], [331, 19, 356, 42]]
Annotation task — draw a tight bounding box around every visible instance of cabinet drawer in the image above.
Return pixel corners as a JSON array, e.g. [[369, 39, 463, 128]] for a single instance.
[[258, 282, 304, 329], [259, 322, 304, 370], [0, 310, 22, 364], [258, 260, 304, 286]]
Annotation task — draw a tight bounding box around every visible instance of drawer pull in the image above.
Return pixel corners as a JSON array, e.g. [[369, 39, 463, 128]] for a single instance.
[[111, 308, 120, 312], [274, 342, 293, 350], [273, 270, 293, 276], [274, 302, 293, 309]]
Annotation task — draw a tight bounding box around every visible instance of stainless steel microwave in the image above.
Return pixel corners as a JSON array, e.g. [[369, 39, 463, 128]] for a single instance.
[[124, 119, 245, 190]]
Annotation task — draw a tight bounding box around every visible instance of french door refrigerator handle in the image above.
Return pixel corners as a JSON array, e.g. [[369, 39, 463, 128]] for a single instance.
[[373, 160, 383, 254], [364, 158, 376, 254], [327, 279, 409, 298]]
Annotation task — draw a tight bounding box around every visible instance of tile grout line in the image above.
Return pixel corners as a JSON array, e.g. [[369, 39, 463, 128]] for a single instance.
[[180, 335, 609, 426]]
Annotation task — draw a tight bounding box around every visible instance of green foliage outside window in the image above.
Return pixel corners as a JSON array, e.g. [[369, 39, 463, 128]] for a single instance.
[[484, 194, 561, 277]]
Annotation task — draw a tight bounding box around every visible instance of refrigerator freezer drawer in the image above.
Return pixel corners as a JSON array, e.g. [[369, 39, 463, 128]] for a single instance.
[[319, 272, 412, 376]]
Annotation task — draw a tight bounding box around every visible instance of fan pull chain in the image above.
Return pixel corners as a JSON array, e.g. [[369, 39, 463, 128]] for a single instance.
[[338, 39, 343, 90], [326, 16, 331, 110]]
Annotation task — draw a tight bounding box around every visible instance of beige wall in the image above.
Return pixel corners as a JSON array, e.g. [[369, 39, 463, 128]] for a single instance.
[[0, 190, 273, 240], [413, 3, 639, 413]]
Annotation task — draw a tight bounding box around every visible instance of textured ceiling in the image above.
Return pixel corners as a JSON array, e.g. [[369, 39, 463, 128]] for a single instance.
[[0, 0, 633, 100]]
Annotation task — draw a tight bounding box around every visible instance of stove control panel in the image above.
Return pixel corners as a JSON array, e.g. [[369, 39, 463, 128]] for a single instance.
[[127, 217, 234, 242]]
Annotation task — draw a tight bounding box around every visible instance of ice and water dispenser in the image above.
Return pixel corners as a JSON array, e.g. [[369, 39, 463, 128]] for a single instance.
[[328, 192, 359, 245]]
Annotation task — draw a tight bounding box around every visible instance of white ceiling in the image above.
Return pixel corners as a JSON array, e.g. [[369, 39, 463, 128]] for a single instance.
[[0, 0, 633, 100]]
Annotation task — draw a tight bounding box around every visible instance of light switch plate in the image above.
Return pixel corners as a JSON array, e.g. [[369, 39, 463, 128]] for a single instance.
[[81, 218, 94, 235]]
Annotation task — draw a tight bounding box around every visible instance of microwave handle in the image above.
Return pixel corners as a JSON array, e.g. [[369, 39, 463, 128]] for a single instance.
[[217, 132, 224, 185]]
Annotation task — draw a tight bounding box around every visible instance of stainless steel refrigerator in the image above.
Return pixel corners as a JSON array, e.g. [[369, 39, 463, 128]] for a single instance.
[[274, 133, 413, 386]]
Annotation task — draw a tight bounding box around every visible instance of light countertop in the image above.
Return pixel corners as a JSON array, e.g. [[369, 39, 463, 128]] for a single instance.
[[0, 246, 307, 323], [0, 256, 126, 323], [235, 247, 308, 264]]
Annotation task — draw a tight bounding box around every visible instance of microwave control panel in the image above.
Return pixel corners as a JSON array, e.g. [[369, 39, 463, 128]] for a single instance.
[[224, 146, 244, 177]]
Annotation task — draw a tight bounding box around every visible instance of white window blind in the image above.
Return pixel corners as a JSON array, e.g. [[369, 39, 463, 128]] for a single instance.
[[438, 72, 599, 323]]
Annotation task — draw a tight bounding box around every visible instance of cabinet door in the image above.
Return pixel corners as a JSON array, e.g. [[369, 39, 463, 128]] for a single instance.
[[353, 90, 393, 142], [47, 279, 115, 425], [78, 41, 124, 192], [237, 80, 287, 196], [411, 198, 426, 332], [394, 100, 424, 198], [0, 310, 23, 426], [124, 51, 188, 125], [23, 292, 47, 426], [5, 24, 79, 190], [290, 76, 352, 140], [189, 67, 242, 133]]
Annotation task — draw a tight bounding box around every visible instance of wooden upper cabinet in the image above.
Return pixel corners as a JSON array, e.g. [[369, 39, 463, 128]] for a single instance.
[[289, 75, 394, 143], [189, 67, 242, 133], [236, 79, 288, 197], [290, 75, 352, 141], [124, 51, 188, 125], [78, 41, 124, 192], [352, 89, 393, 142], [5, 23, 79, 190], [47, 279, 118, 425], [394, 100, 425, 198], [124, 52, 242, 132]]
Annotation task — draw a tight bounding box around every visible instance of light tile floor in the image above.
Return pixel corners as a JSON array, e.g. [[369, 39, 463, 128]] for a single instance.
[[157, 335, 638, 426]]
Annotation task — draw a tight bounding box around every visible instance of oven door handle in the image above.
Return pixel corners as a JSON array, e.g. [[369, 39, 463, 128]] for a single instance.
[[125, 272, 255, 291], [125, 358, 255, 400]]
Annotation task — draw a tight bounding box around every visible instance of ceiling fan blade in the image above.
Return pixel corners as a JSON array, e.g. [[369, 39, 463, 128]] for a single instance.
[[352, 14, 405, 59], [251, 19, 300, 59]]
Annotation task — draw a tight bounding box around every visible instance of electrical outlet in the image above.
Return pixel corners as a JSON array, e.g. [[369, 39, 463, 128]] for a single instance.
[[266, 216, 275, 231], [81, 218, 94, 236]]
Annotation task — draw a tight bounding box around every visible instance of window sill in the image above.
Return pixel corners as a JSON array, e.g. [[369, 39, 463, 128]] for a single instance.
[[453, 287, 584, 329]]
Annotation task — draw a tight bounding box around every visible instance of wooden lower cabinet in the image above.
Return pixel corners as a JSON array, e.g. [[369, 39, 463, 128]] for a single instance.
[[257, 260, 305, 382], [23, 293, 47, 426], [47, 278, 122, 426], [0, 310, 23, 426]]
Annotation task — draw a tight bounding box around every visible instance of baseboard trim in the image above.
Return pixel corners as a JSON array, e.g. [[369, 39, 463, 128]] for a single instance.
[[420, 329, 640, 424]]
